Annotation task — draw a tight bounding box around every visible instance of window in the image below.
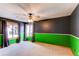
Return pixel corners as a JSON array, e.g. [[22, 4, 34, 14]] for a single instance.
[[26, 23, 33, 37], [7, 21, 18, 39]]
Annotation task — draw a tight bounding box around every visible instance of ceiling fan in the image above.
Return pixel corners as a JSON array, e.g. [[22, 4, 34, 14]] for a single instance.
[[14, 12, 40, 22], [27, 13, 40, 22]]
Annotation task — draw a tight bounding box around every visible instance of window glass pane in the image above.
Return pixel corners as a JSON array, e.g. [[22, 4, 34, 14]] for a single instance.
[[7, 21, 19, 39], [26, 23, 33, 37], [13, 23, 18, 38], [7, 22, 13, 39]]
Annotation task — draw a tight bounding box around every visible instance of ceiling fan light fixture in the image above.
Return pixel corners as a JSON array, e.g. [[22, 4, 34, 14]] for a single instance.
[[28, 19, 33, 22], [28, 13, 33, 22]]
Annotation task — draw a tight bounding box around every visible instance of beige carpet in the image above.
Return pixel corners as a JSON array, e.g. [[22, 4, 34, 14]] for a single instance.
[[0, 41, 73, 56]]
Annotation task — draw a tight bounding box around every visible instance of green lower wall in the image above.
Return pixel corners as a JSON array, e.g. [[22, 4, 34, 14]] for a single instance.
[[34, 33, 79, 56], [35, 33, 70, 47], [9, 39, 17, 45], [1, 33, 79, 56], [70, 35, 79, 56], [26, 37, 32, 41], [8, 33, 24, 45], [0, 34, 3, 46]]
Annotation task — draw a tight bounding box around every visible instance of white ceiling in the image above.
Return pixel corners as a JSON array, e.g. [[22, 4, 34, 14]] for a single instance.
[[0, 3, 78, 22]]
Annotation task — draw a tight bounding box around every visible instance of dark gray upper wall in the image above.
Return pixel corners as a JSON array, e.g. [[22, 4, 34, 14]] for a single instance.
[[34, 16, 71, 34], [0, 20, 2, 34], [70, 4, 79, 36]]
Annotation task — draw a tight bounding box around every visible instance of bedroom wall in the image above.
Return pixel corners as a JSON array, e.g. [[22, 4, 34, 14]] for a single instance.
[[33, 4, 79, 56], [34, 16, 71, 34], [70, 4, 79, 56], [0, 20, 3, 47], [71, 4, 79, 37], [33, 16, 71, 47], [0, 20, 2, 34]]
